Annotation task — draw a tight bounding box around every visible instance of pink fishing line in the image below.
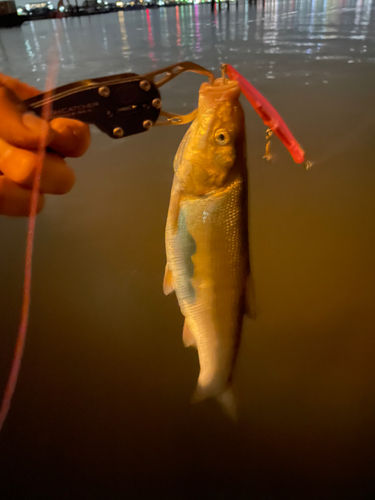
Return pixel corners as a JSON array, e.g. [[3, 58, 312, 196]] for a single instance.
[[0, 48, 60, 432]]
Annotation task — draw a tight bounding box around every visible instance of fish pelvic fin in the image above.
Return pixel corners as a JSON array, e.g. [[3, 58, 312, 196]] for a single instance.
[[182, 320, 197, 349], [192, 382, 237, 422], [163, 263, 175, 295]]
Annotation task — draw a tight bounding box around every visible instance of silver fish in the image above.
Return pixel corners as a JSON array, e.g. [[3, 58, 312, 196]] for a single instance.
[[164, 77, 251, 417]]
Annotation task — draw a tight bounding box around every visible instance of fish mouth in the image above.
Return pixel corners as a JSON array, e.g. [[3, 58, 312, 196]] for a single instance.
[[199, 78, 241, 109]]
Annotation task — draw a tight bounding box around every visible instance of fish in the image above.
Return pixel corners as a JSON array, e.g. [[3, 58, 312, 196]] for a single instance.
[[164, 76, 252, 418]]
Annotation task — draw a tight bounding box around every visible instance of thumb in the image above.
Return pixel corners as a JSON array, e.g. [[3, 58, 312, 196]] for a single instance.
[[0, 83, 55, 150]]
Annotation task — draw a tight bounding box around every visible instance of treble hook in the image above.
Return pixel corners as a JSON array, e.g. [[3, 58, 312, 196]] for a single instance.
[[263, 128, 273, 162]]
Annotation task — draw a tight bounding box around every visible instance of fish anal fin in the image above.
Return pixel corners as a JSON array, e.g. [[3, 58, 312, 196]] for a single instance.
[[163, 264, 175, 295], [182, 320, 197, 349], [245, 273, 257, 320]]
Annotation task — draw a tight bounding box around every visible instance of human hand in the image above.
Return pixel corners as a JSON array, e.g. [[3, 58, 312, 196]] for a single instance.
[[0, 74, 91, 216]]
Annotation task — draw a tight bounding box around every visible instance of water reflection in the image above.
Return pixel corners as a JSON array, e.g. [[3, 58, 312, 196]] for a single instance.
[[0, 0, 373, 85], [51, 19, 63, 63], [194, 5, 202, 53], [62, 18, 75, 64], [351, 0, 373, 38], [146, 9, 154, 49], [100, 16, 109, 55], [175, 7, 181, 47], [0, 34, 9, 66], [23, 38, 35, 64], [145, 9, 156, 63], [29, 21, 41, 56], [118, 11, 130, 61], [243, 1, 249, 41], [160, 7, 170, 48]]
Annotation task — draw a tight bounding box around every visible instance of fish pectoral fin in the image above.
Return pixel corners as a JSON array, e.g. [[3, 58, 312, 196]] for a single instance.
[[245, 273, 257, 320], [163, 264, 175, 295], [182, 320, 197, 349]]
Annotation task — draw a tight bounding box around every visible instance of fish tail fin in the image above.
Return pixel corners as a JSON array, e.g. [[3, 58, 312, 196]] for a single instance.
[[216, 387, 237, 422], [192, 382, 237, 422]]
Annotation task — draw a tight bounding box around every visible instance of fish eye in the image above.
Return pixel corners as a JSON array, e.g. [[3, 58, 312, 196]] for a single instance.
[[215, 129, 230, 146]]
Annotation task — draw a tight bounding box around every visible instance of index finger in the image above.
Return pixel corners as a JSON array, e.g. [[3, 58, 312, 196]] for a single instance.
[[49, 118, 91, 158], [0, 74, 40, 101], [0, 84, 55, 150]]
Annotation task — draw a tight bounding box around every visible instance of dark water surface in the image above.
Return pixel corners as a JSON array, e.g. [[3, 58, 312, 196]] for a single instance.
[[1, 1, 375, 498]]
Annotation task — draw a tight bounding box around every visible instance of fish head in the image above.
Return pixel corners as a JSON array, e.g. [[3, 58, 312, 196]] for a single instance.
[[174, 78, 244, 196]]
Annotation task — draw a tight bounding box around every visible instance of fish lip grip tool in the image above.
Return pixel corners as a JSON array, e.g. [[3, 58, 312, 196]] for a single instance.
[[23, 62, 215, 139], [224, 64, 307, 166]]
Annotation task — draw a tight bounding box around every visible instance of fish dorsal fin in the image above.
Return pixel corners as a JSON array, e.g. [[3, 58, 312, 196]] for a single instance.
[[182, 320, 197, 349], [163, 264, 175, 295]]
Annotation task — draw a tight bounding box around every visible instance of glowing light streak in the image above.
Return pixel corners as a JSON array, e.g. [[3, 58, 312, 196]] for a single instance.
[[146, 9, 155, 48], [194, 4, 202, 53], [176, 7, 181, 47], [118, 11, 130, 59]]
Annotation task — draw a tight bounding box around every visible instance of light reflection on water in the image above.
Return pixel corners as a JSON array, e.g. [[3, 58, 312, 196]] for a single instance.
[[175, 6, 181, 47], [0, 0, 373, 83], [118, 11, 130, 60], [194, 5, 202, 52], [0, 1, 375, 497]]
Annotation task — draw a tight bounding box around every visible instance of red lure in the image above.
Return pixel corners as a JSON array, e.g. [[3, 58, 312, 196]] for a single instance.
[[226, 64, 305, 164]]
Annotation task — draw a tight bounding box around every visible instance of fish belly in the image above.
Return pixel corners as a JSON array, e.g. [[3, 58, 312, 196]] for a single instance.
[[166, 175, 248, 397]]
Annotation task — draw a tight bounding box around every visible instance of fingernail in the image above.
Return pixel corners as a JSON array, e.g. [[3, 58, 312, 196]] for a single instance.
[[63, 124, 77, 138], [22, 112, 47, 134]]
